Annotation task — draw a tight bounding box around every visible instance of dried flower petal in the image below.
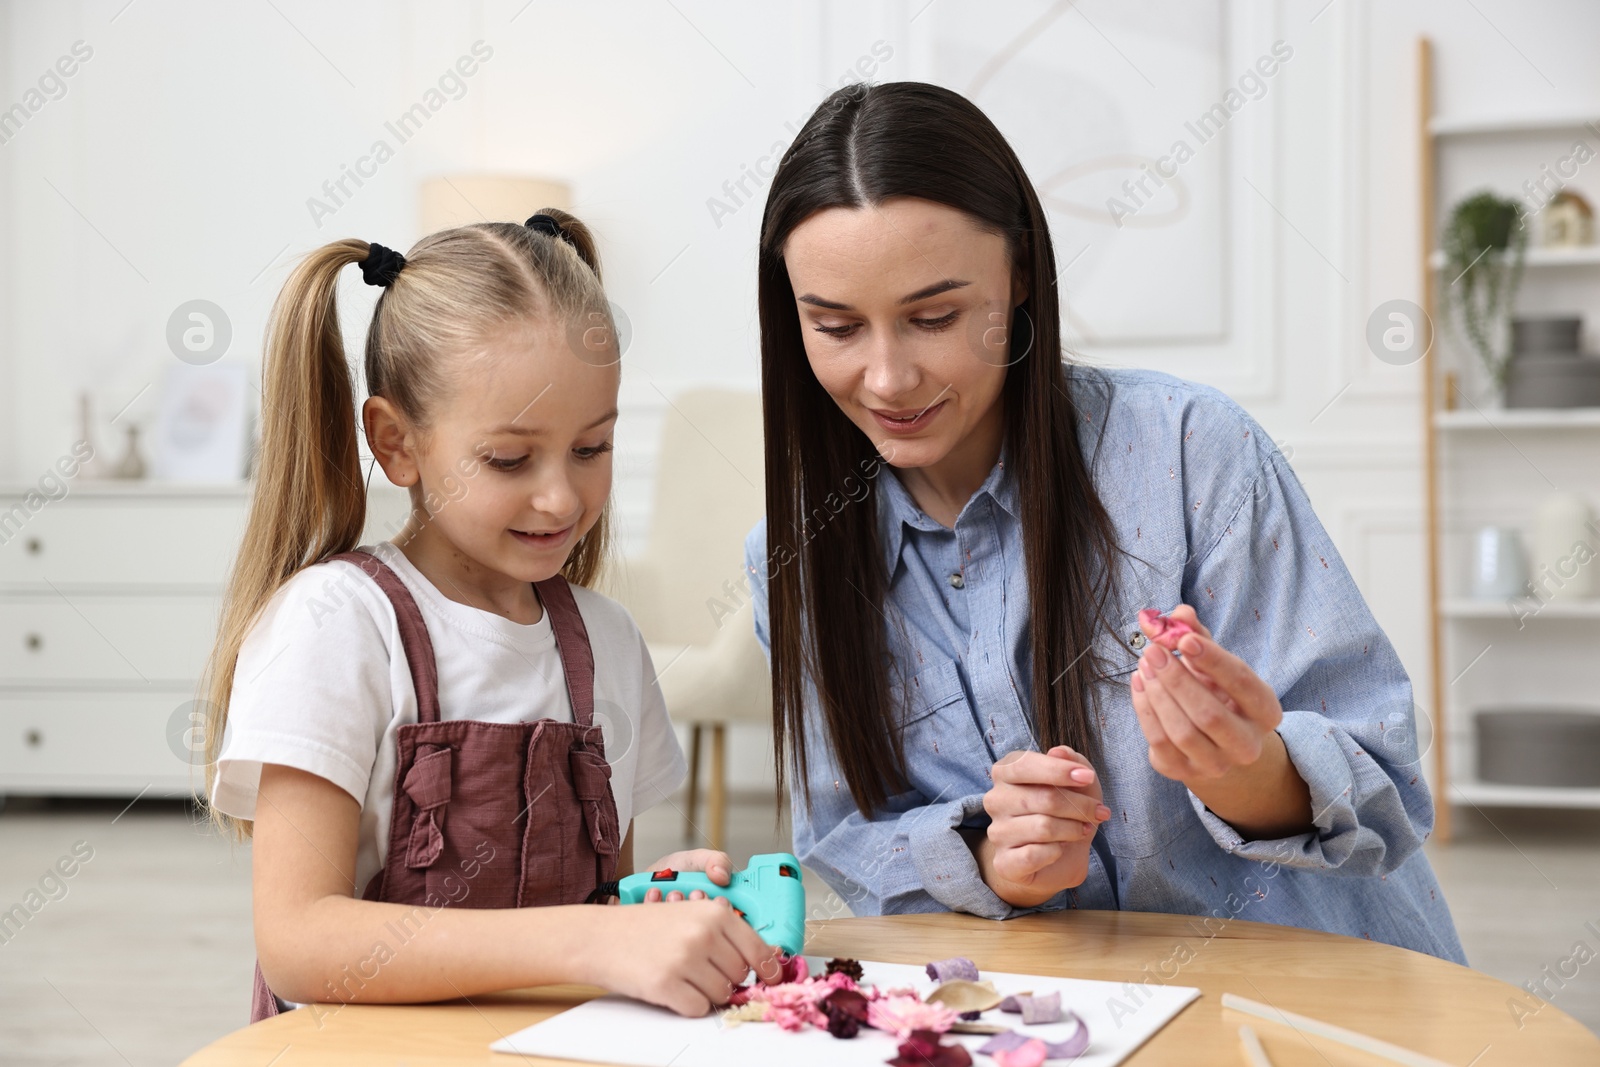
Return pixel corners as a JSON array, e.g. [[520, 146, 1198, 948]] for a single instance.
[[990, 1038, 1047, 1067], [826, 1008, 861, 1039], [948, 1021, 1011, 1035], [869, 995, 961, 1038], [978, 1017, 1091, 1061], [824, 988, 870, 1022], [925, 957, 981, 983], [997, 992, 1061, 1024], [720, 1002, 770, 1027], [1043, 1016, 1090, 1060], [978, 1032, 1031, 1054], [826, 957, 865, 982], [776, 954, 810, 984], [1139, 608, 1195, 648], [888, 1030, 974, 1067], [927, 980, 1003, 1014]]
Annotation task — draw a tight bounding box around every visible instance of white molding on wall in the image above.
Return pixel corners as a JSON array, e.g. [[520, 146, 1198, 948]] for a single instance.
[[0, 0, 13, 480], [1335, 0, 1424, 406]]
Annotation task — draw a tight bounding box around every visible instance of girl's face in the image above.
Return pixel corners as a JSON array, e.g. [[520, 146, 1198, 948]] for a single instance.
[[781, 196, 1021, 471], [374, 319, 619, 589]]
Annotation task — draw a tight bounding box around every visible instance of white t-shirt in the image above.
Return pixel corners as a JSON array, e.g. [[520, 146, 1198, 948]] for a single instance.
[[211, 541, 686, 898]]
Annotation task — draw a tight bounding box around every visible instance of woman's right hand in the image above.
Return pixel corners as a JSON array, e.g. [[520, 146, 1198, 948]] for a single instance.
[[586, 896, 782, 1016], [976, 745, 1110, 908]]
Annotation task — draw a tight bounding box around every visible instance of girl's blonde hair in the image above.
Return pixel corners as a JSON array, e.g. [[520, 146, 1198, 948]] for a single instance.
[[200, 210, 615, 837]]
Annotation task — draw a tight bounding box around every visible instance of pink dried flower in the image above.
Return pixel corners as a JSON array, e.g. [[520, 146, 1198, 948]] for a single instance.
[[990, 1038, 1048, 1067], [1138, 608, 1196, 648], [776, 954, 810, 984], [868, 995, 961, 1038]]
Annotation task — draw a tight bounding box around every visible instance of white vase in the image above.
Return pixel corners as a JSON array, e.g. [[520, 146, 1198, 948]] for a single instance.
[[1530, 493, 1598, 601]]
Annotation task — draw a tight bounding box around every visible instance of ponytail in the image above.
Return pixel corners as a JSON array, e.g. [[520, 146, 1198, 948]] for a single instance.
[[200, 239, 370, 837]]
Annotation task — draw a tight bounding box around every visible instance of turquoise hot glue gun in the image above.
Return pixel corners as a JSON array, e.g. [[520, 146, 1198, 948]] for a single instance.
[[605, 852, 806, 958]]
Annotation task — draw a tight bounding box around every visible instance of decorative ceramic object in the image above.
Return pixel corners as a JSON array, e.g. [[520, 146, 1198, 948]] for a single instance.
[[112, 424, 147, 480], [1505, 315, 1600, 409], [1471, 525, 1528, 600], [1529, 493, 1597, 601], [74, 392, 106, 480], [1541, 189, 1593, 248]]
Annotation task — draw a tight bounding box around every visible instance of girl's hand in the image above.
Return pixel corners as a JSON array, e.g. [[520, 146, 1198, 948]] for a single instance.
[[638, 849, 735, 902], [589, 897, 782, 1016], [1131, 604, 1285, 782], [976, 746, 1110, 908]]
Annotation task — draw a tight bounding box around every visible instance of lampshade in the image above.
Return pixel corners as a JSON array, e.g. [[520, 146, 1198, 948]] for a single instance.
[[419, 175, 571, 234]]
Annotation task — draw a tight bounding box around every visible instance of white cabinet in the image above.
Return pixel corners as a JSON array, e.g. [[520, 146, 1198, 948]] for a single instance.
[[0, 481, 412, 799], [0, 484, 247, 799]]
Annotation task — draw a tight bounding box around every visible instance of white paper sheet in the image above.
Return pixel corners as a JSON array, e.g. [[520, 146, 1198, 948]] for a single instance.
[[492, 958, 1200, 1067]]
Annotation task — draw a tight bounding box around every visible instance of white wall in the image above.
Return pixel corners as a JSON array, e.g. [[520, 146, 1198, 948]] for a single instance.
[[3, 0, 1596, 791]]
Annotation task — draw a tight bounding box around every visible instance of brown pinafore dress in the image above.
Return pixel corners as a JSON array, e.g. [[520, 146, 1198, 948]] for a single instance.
[[250, 550, 620, 1022]]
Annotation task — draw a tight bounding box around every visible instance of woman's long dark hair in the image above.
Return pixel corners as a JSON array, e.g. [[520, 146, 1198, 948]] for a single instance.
[[758, 81, 1124, 815]]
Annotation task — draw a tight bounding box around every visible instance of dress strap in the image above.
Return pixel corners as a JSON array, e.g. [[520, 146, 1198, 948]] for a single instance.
[[325, 550, 442, 725], [532, 576, 596, 728]]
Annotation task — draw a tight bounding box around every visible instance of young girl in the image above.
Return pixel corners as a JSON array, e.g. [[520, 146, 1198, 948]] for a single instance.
[[203, 210, 779, 1021]]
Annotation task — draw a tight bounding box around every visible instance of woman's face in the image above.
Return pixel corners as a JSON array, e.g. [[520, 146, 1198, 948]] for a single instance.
[[782, 196, 1021, 471]]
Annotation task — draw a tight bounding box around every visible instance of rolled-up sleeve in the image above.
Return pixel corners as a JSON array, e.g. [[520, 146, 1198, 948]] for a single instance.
[[743, 523, 1057, 919], [1180, 442, 1434, 876]]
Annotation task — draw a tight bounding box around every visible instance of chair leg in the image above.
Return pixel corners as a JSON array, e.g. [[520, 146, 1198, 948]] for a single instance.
[[708, 723, 726, 853], [685, 723, 702, 840]]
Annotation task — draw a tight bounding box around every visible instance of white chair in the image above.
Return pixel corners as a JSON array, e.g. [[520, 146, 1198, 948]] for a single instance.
[[610, 390, 770, 850]]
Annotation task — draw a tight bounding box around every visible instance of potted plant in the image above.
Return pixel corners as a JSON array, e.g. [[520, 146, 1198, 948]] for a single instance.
[[1440, 190, 1527, 396]]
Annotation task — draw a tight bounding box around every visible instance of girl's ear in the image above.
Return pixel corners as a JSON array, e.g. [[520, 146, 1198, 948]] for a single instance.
[[1011, 269, 1029, 311], [363, 396, 420, 488]]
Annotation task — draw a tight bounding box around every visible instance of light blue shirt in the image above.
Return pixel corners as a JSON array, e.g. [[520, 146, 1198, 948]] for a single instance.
[[744, 364, 1465, 963]]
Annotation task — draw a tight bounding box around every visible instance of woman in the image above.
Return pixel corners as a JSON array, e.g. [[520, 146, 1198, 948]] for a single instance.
[[742, 81, 1464, 962]]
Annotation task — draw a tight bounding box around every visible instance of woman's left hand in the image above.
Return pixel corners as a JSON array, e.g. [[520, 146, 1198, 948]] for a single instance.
[[638, 849, 735, 902], [1130, 605, 1284, 783]]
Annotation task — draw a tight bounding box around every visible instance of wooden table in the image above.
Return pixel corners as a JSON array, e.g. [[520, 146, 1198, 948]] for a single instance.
[[181, 911, 1600, 1066]]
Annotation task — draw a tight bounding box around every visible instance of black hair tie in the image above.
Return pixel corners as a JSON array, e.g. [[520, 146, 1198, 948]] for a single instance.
[[360, 242, 406, 287], [525, 213, 571, 245]]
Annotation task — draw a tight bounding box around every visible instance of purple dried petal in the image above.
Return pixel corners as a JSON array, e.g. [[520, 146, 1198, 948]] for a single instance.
[[1042, 1015, 1090, 1060], [925, 957, 980, 983], [977, 1017, 1090, 1061], [998, 995, 1022, 1013], [978, 1032, 1032, 1055], [1019, 992, 1060, 1025]]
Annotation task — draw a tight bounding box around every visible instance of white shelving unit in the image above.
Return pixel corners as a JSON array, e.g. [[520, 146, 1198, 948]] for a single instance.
[[1430, 245, 1600, 270], [1418, 42, 1600, 838]]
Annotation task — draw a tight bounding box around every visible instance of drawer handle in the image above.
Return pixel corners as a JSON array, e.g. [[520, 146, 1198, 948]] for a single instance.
[[24, 633, 42, 652], [25, 538, 42, 555], [25, 730, 41, 748]]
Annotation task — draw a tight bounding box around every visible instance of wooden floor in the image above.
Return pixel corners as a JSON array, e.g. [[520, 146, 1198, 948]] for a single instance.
[[0, 793, 1594, 1066]]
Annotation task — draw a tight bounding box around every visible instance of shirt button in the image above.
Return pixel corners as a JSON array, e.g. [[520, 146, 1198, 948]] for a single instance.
[[949, 572, 965, 589], [1129, 631, 1147, 650]]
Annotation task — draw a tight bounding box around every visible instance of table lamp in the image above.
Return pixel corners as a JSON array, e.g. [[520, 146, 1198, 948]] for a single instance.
[[420, 175, 571, 233]]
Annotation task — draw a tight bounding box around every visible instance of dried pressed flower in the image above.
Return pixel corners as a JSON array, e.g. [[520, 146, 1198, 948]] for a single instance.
[[888, 1029, 973, 1067], [925, 957, 981, 983], [869, 995, 961, 1039], [927, 980, 1003, 1015], [826, 957, 865, 982]]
